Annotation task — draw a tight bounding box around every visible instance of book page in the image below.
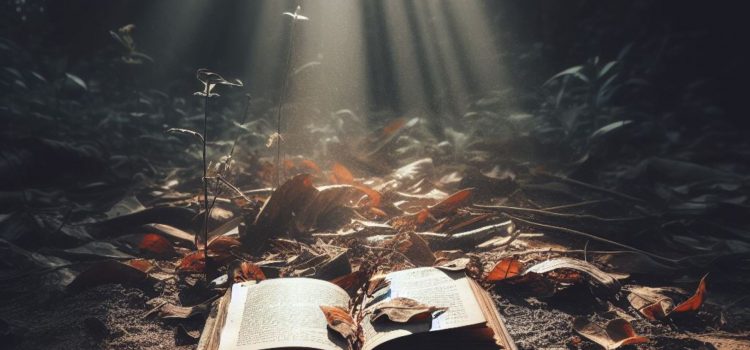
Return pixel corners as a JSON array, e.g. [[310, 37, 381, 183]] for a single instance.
[[361, 268, 486, 350], [218, 278, 351, 350]]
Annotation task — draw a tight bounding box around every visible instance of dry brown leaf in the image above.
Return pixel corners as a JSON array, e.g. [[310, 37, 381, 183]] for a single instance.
[[320, 305, 357, 340], [428, 188, 474, 218], [67, 260, 148, 292], [486, 258, 523, 282], [370, 297, 447, 323], [330, 270, 368, 296], [524, 257, 620, 295], [672, 274, 708, 314], [397, 232, 435, 266], [627, 273, 708, 320], [573, 317, 648, 350], [138, 233, 174, 256], [232, 261, 267, 282], [367, 274, 390, 297], [331, 162, 354, 184]]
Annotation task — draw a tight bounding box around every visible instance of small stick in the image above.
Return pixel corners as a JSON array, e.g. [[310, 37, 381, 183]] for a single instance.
[[504, 213, 679, 264], [474, 204, 649, 222], [541, 199, 611, 211], [536, 171, 646, 204]]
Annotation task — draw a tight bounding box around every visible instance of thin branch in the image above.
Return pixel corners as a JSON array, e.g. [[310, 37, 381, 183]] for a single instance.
[[504, 213, 680, 264], [536, 171, 647, 204], [474, 203, 650, 222]]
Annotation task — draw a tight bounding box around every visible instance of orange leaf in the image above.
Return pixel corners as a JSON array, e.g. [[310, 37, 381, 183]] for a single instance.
[[415, 209, 430, 225], [320, 305, 357, 340], [486, 258, 523, 282], [234, 261, 266, 282], [207, 236, 242, 260], [369, 207, 387, 218], [300, 159, 321, 173], [331, 162, 354, 184], [382, 117, 406, 136], [428, 188, 474, 217], [354, 184, 382, 207], [672, 274, 708, 314], [177, 251, 205, 272], [128, 258, 154, 273], [138, 233, 174, 255], [283, 159, 295, 171]]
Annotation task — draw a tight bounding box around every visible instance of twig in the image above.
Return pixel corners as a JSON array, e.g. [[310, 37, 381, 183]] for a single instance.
[[274, 5, 301, 187], [541, 199, 611, 211], [216, 176, 251, 203], [504, 213, 680, 264], [474, 203, 649, 222], [202, 88, 211, 277], [536, 171, 646, 204]]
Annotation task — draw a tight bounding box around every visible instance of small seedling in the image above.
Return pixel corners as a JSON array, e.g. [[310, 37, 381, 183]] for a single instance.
[[168, 68, 242, 277], [273, 4, 308, 187]]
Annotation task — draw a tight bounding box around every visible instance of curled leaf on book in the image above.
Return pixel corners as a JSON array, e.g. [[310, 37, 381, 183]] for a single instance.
[[627, 273, 708, 320], [370, 297, 448, 323], [320, 305, 357, 341], [573, 317, 648, 350]]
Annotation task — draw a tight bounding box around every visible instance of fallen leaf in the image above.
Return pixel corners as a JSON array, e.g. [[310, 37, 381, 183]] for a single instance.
[[331, 162, 354, 184], [486, 258, 523, 282], [67, 260, 148, 292], [524, 257, 621, 295], [177, 251, 205, 273], [232, 261, 266, 282], [367, 274, 389, 297], [158, 301, 212, 319], [672, 274, 708, 314], [354, 184, 382, 207], [382, 117, 407, 136], [428, 188, 474, 218], [627, 273, 708, 320], [330, 270, 368, 295], [573, 317, 648, 350], [138, 233, 174, 256], [128, 258, 154, 273], [320, 305, 357, 340], [370, 297, 447, 323], [300, 159, 321, 173]]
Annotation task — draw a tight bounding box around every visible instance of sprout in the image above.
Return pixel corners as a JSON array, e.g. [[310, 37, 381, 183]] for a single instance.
[[282, 5, 309, 21], [109, 24, 153, 64], [194, 68, 243, 97]]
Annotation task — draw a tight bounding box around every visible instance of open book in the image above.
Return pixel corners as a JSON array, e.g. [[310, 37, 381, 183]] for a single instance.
[[198, 267, 516, 350]]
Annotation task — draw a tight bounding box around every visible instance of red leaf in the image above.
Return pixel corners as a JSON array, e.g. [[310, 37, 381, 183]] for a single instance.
[[233, 261, 267, 282], [138, 233, 174, 255], [486, 258, 523, 282], [177, 251, 205, 272], [331, 163, 354, 184], [672, 274, 708, 314]]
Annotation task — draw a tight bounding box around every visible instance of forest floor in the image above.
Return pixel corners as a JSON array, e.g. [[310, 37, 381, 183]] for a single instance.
[[2, 43, 750, 350]]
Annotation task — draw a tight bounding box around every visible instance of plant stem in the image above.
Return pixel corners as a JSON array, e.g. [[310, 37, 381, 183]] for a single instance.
[[274, 10, 298, 187], [203, 91, 210, 277]]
